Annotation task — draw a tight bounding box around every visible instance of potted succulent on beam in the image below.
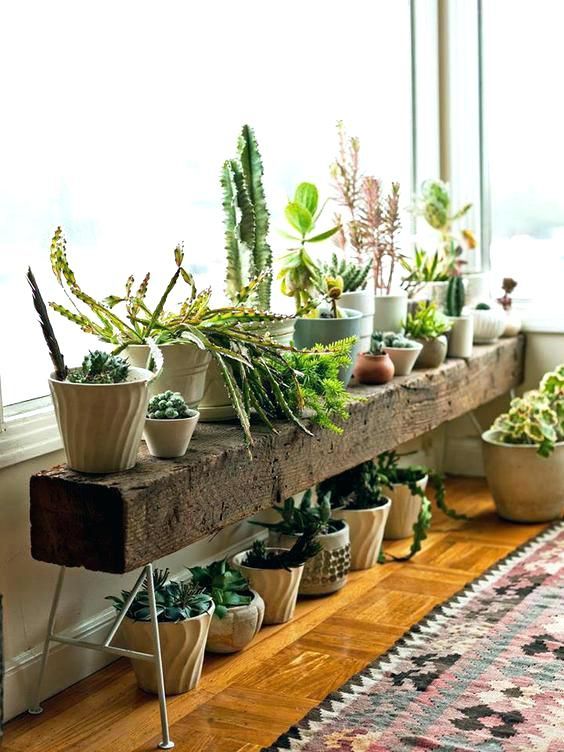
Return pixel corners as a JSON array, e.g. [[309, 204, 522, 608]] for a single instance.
[[355, 333, 395, 385], [252, 490, 351, 596], [404, 301, 452, 368], [372, 331, 422, 377], [319, 461, 391, 570], [482, 365, 564, 522], [107, 569, 214, 695], [231, 526, 321, 624], [444, 276, 473, 358], [144, 391, 199, 459], [322, 253, 373, 351], [400, 247, 450, 303], [471, 303, 507, 344], [188, 559, 264, 654], [497, 277, 522, 337]]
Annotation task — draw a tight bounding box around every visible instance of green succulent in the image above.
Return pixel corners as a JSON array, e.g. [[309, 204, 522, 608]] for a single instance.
[[404, 301, 452, 340], [252, 488, 341, 537], [188, 559, 252, 619], [373, 331, 417, 349], [67, 350, 129, 384], [369, 333, 386, 356], [147, 391, 191, 420], [400, 247, 450, 297], [243, 521, 321, 570], [475, 302, 491, 310], [445, 276, 465, 317], [318, 460, 386, 511], [321, 253, 371, 293]]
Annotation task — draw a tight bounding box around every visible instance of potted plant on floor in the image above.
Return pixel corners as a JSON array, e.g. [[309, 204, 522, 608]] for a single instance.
[[319, 461, 391, 570], [444, 276, 473, 358], [107, 569, 214, 695], [482, 364, 564, 522], [188, 559, 264, 654], [471, 303, 507, 343], [404, 301, 452, 368], [497, 277, 522, 336], [144, 391, 199, 459], [252, 490, 351, 595], [355, 333, 395, 385], [372, 331, 423, 377], [231, 524, 321, 624]]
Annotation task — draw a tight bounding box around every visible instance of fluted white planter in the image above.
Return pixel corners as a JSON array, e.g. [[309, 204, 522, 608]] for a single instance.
[[231, 549, 303, 624], [144, 410, 199, 458], [373, 294, 408, 333], [120, 604, 214, 695], [471, 307, 506, 343], [384, 476, 428, 539], [446, 316, 474, 358], [384, 343, 422, 376], [206, 590, 265, 654], [49, 366, 153, 474], [341, 290, 375, 352], [334, 497, 391, 570]]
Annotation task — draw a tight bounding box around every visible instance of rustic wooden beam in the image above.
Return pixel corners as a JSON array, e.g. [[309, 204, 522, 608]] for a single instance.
[[30, 337, 525, 573]]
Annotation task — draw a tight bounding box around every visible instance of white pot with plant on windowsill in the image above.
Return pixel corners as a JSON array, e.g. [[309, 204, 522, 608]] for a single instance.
[[471, 303, 507, 343], [444, 277, 473, 358], [144, 391, 199, 459], [496, 277, 522, 337]]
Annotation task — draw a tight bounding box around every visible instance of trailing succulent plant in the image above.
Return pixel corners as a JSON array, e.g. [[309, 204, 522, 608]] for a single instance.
[[188, 559, 252, 619], [445, 275, 465, 317], [318, 460, 387, 512], [400, 247, 450, 297], [222, 125, 272, 310], [67, 350, 129, 384], [243, 521, 322, 570], [321, 253, 371, 293], [404, 301, 452, 341], [147, 391, 191, 419], [252, 488, 342, 537], [372, 331, 417, 349], [106, 568, 213, 623]]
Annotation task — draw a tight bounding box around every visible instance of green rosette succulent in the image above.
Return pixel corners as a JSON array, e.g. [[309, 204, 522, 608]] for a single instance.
[[147, 391, 190, 420]]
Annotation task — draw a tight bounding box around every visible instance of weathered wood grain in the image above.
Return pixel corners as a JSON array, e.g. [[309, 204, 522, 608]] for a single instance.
[[30, 337, 525, 573]]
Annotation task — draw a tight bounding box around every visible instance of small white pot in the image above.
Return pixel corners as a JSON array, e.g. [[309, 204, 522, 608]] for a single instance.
[[373, 294, 408, 333], [334, 497, 391, 570], [144, 411, 199, 458], [206, 590, 265, 654], [231, 549, 303, 625], [482, 430, 564, 522], [341, 290, 375, 352], [49, 366, 153, 474], [471, 307, 506, 343], [446, 316, 474, 358], [384, 476, 428, 539], [384, 342, 423, 376]]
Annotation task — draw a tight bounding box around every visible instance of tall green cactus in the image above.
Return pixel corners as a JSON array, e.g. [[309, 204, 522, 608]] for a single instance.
[[222, 125, 272, 309], [445, 276, 465, 317]]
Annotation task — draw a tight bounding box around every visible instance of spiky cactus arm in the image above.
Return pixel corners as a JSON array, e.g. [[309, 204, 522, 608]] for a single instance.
[[445, 276, 465, 317], [222, 161, 245, 305]]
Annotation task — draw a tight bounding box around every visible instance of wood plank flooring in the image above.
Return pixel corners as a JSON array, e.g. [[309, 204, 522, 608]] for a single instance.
[[2, 477, 547, 752]]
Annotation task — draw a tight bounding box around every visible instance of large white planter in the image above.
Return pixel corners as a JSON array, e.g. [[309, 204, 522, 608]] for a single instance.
[[49, 366, 153, 474], [206, 590, 265, 654], [384, 476, 428, 539], [120, 604, 214, 695], [446, 316, 474, 358], [231, 549, 303, 625], [269, 522, 351, 595], [384, 343, 422, 376], [126, 342, 211, 408], [144, 410, 199, 458], [482, 430, 564, 522], [334, 497, 391, 570], [373, 294, 408, 333], [341, 290, 375, 352], [471, 307, 506, 343]]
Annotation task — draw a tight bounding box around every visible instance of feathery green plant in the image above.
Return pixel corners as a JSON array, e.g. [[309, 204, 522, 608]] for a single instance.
[[445, 276, 465, 317], [321, 253, 371, 292], [188, 559, 252, 619], [67, 350, 129, 384]]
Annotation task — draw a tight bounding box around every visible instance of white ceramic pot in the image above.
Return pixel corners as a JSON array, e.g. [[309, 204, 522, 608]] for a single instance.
[[144, 410, 199, 458], [49, 366, 153, 474], [231, 549, 303, 625], [464, 272, 492, 307], [126, 342, 211, 408], [206, 590, 265, 654], [501, 310, 522, 337], [384, 476, 428, 539], [471, 307, 506, 343], [334, 497, 391, 570], [269, 522, 351, 595], [120, 604, 214, 695], [341, 290, 375, 352], [482, 430, 564, 522], [384, 342, 423, 376], [414, 336, 447, 368], [446, 316, 474, 358], [373, 294, 408, 333]]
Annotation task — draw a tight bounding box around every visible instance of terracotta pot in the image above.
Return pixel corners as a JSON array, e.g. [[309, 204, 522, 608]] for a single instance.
[[384, 476, 428, 539], [49, 366, 153, 474], [334, 497, 391, 570], [482, 430, 564, 522], [355, 352, 395, 385], [120, 604, 214, 695], [143, 410, 199, 458], [414, 336, 447, 368], [269, 522, 351, 595], [373, 294, 408, 333], [341, 290, 375, 352], [384, 343, 423, 377], [206, 590, 265, 654], [446, 316, 474, 358], [231, 549, 303, 624], [471, 307, 506, 343]]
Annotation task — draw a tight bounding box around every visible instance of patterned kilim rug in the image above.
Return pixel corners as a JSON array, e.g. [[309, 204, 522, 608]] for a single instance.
[[264, 523, 564, 752]]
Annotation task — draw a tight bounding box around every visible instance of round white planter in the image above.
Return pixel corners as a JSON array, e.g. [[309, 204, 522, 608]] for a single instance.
[[231, 549, 304, 625], [341, 290, 375, 352], [373, 294, 408, 334], [269, 522, 351, 595], [206, 590, 265, 654], [120, 604, 214, 695], [144, 410, 199, 458], [334, 497, 391, 570], [482, 430, 564, 522], [49, 366, 153, 474], [414, 336, 447, 368], [471, 308, 506, 343], [384, 342, 422, 377], [446, 316, 474, 358], [384, 476, 428, 539]]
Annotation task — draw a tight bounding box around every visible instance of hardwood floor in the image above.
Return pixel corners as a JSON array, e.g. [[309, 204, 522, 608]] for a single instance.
[[2, 477, 547, 752]]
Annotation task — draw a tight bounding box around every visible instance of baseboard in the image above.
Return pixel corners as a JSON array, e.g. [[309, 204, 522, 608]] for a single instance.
[[443, 435, 485, 477]]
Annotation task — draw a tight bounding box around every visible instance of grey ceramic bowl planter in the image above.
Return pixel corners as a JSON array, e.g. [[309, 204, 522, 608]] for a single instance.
[[293, 308, 363, 385], [414, 336, 448, 369]]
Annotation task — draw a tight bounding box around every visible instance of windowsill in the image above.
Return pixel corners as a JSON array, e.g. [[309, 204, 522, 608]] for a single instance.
[[0, 402, 62, 471]]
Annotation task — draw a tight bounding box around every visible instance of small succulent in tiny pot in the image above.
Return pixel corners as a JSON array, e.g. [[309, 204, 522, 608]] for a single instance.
[[355, 334, 395, 385], [144, 390, 199, 458], [376, 331, 423, 377]]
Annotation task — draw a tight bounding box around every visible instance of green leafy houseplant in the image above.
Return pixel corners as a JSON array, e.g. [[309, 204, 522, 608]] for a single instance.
[[445, 276, 465, 317], [188, 559, 252, 618], [252, 489, 342, 537], [67, 350, 129, 384], [242, 524, 321, 570], [400, 247, 450, 298], [404, 301, 452, 341], [147, 391, 191, 419]]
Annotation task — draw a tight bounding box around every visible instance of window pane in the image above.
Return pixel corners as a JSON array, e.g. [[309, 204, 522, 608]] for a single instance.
[[0, 0, 412, 405]]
